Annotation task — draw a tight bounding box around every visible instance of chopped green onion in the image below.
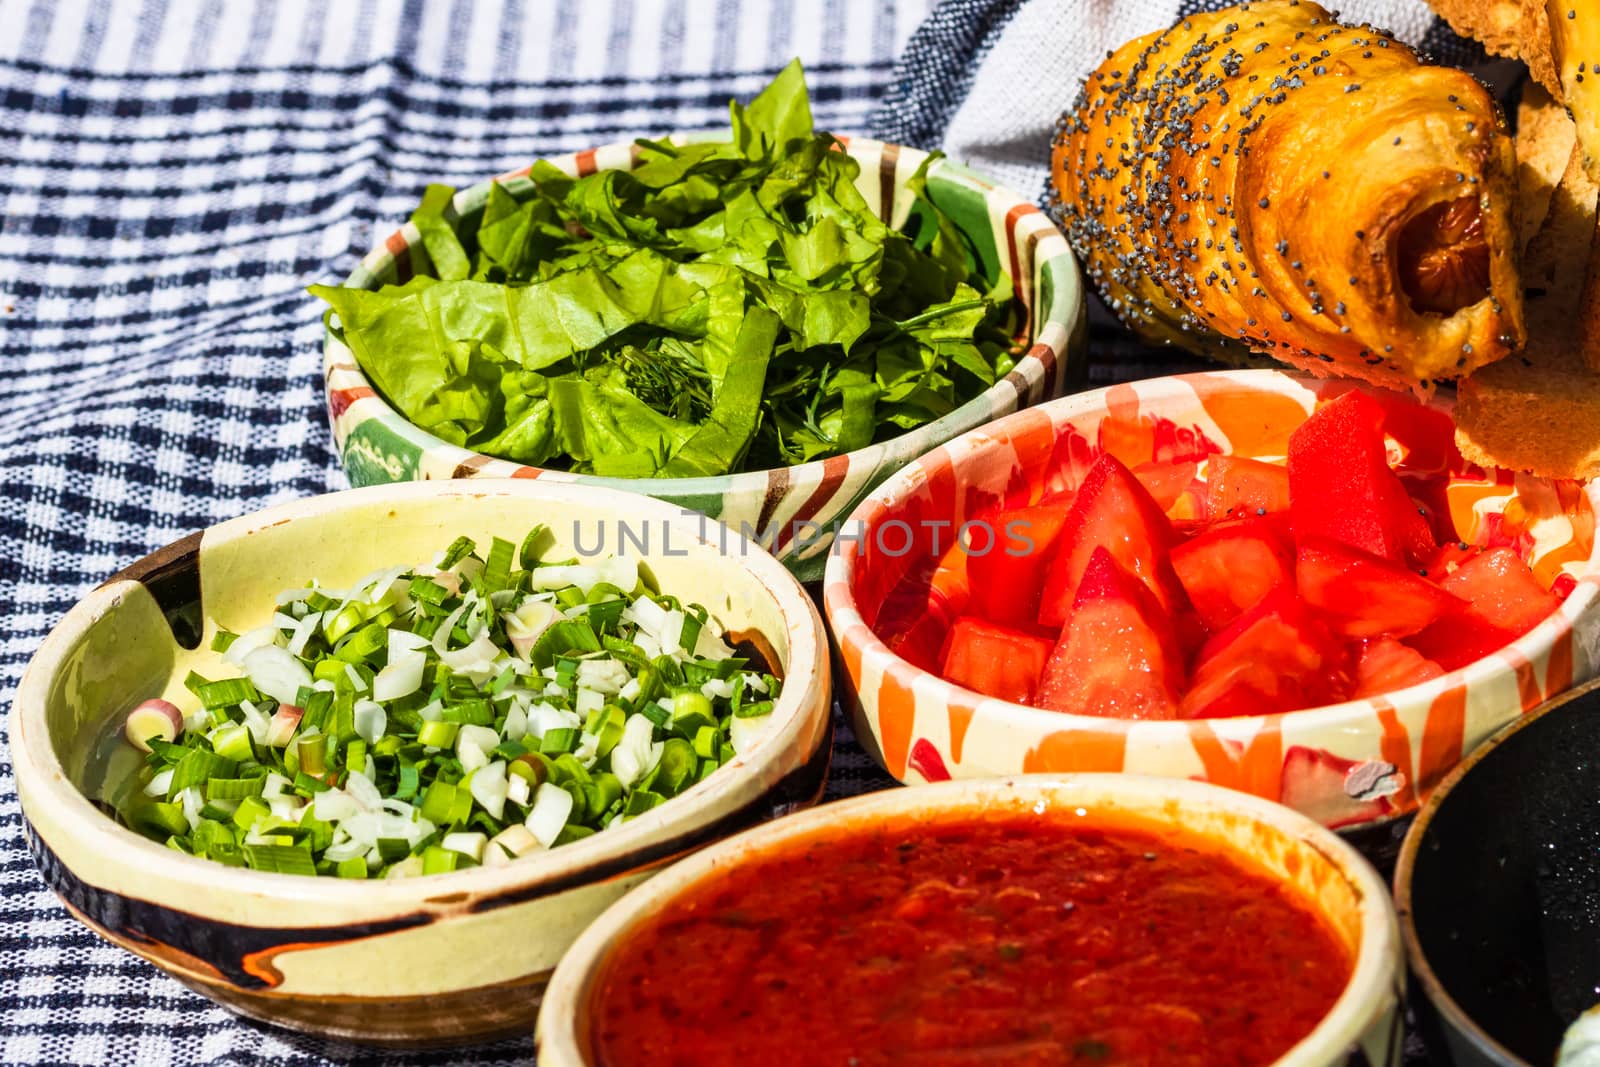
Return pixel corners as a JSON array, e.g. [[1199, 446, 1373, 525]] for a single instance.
[[169, 748, 237, 798], [482, 536, 515, 593], [209, 723, 255, 762], [624, 790, 664, 818], [408, 576, 448, 604], [206, 777, 265, 801], [394, 762, 420, 800], [517, 525, 552, 570], [106, 525, 781, 878], [552, 824, 595, 847], [244, 844, 317, 876], [735, 699, 776, 719], [438, 536, 476, 569], [323, 604, 365, 645], [652, 739, 698, 798], [671, 691, 716, 738], [195, 677, 260, 710], [336, 856, 369, 879], [375, 837, 412, 864], [421, 845, 459, 875], [134, 801, 191, 838], [418, 720, 460, 749], [691, 725, 720, 760], [296, 735, 327, 776], [232, 796, 270, 830], [539, 727, 578, 756], [441, 700, 493, 726], [420, 781, 459, 826], [294, 771, 330, 795]]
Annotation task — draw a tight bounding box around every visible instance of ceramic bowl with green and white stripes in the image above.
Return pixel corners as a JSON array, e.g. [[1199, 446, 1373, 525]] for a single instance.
[[322, 137, 1086, 583]]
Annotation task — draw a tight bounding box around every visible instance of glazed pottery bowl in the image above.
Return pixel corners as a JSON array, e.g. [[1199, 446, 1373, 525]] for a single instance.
[[824, 369, 1600, 830], [9, 480, 831, 1047], [322, 136, 1086, 583], [536, 773, 1406, 1066], [1395, 676, 1600, 1066]]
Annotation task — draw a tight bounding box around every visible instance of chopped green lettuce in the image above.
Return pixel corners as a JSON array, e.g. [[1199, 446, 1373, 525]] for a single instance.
[[310, 59, 1016, 476]]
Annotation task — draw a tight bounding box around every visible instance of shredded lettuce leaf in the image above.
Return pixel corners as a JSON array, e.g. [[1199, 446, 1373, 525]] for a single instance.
[[311, 59, 1016, 476]]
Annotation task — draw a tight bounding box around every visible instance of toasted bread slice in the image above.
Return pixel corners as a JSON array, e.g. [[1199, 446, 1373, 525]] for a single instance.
[[1516, 81, 1577, 253], [1425, 0, 1561, 93], [1456, 130, 1600, 476]]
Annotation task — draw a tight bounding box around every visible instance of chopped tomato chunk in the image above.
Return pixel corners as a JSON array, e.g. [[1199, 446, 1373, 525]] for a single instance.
[[1296, 537, 1464, 639], [1353, 638, 1446, 697], [965, 503, 1071, 628], [1205, 455, 1291, 519], [1438, 547, 1560, 637], [1181, 591, 1352, 718], [1287, 390, 1435, 565], [1036, 547, 1183, 719], [1171, 516, 1295, 632], [938, 617, 1053, 705], [1037, 454, 1183, 629]]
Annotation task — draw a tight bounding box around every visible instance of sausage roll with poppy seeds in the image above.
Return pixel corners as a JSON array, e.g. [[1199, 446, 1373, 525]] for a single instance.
[[1049, 0, 1526, 390]]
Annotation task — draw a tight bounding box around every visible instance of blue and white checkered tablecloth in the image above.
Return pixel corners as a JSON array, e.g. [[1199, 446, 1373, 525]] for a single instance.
[[0, 1, 1492, 1063], [0, 2, 931, 1062]]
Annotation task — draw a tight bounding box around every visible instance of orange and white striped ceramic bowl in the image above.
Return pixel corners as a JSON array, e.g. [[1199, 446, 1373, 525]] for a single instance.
[[824, 369, 1599, 830]]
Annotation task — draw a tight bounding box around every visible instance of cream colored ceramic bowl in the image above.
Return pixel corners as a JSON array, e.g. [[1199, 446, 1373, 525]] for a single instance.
[[536, 773, 1405, 1066], [9, 480, 831, 1047]]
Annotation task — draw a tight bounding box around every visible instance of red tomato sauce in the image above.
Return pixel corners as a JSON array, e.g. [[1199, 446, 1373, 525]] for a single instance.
[[590, 811, 1353, 1067]]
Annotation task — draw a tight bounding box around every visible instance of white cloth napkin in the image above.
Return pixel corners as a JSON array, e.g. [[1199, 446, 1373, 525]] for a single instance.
[[884, 0, 1518, 199]]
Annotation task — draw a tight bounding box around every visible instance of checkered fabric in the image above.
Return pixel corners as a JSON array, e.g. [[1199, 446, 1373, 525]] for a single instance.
[[0, 0, 1496, 1062], [0, 1, 927, 1062]]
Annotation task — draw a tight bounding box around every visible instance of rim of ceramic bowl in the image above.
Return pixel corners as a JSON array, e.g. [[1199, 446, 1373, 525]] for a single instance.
[[320, 136, 1083, 514], [823, 367, 1600, 769], [10, 479, 829, 913], [1391, 674, 1600, 1067], [534, 772, 1403, 1066]]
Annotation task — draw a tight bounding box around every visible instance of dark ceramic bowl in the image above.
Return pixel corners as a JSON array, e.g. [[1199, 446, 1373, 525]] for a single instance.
[[1394, 677, 1600, 1066]]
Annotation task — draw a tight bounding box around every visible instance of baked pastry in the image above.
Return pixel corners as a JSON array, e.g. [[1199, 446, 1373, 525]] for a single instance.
[[1050, 0, 1525, 390]]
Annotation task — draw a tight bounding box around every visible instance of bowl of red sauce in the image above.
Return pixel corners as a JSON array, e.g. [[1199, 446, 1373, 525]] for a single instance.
[[823, 369, 1599, 831], [536, 773, 1403, 1066]]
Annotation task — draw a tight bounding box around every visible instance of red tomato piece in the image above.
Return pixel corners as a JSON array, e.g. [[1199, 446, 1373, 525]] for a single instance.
[[1130, 459, 1199, 513], [1287, 389, 1436, 565], [1036, 453, 1182, 629], [938, 617, 1053, 705], [1438, 547, 1560, 637], [1424, 538, 1484, 576], [1170, 516, 1296, 632], [1405, 611, 1520, 672], [1180, 590, 1353, 718], [1035, 547, 1183, 719], [965, 503, 1071, 628], [1296, 536, 1466, 639], [1205, 454, 1291, 519], [885, 616, 948, 673], [1404, 548, 1561, 671], [1353, 637, 1446, 698]]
